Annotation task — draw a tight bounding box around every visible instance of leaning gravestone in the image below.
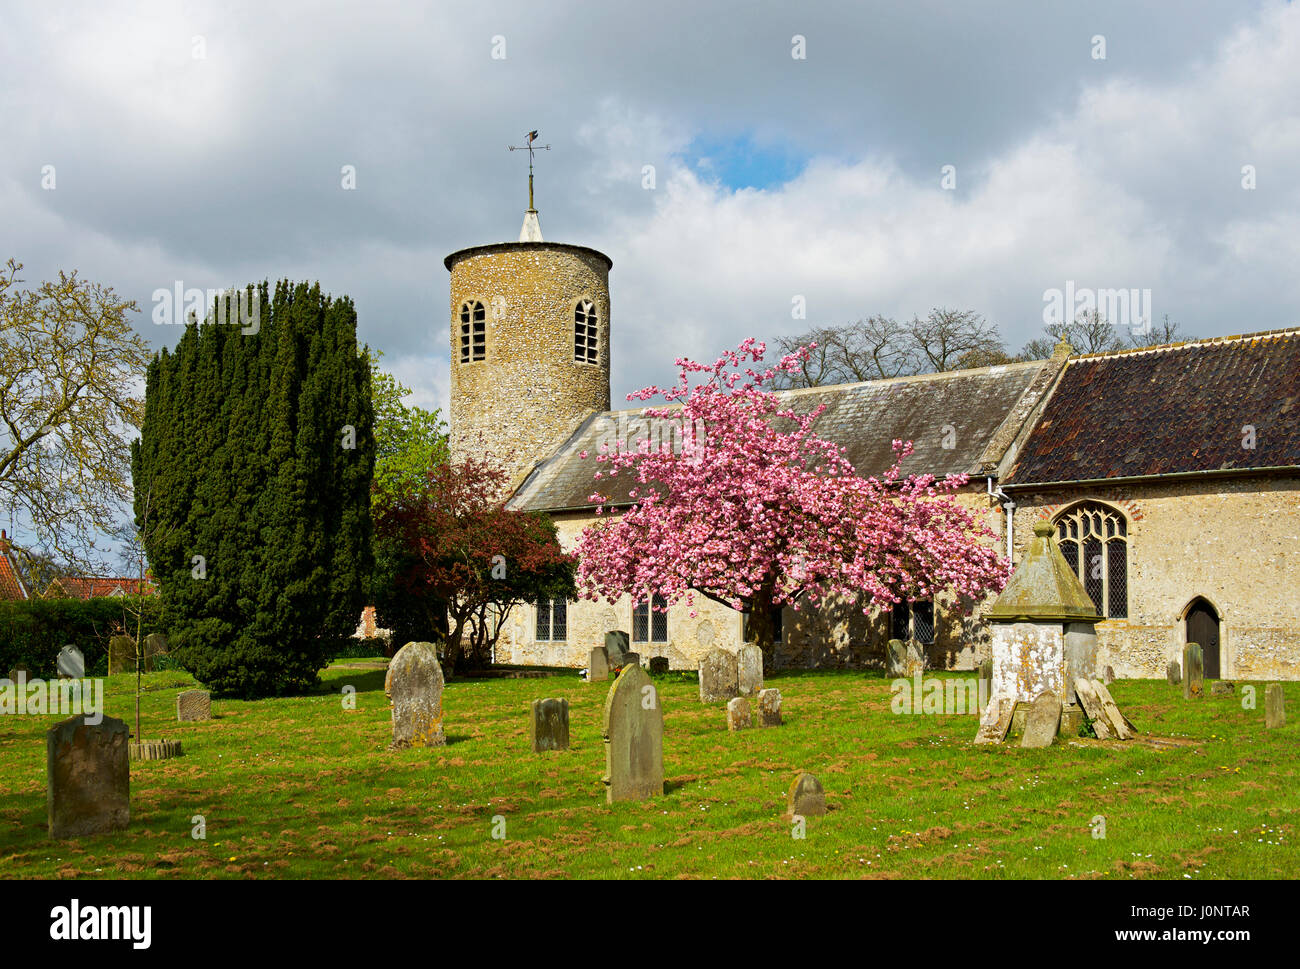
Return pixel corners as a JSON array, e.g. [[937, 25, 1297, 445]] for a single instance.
[[108, 635, 134, 675], [737, 643, 763, 697], [1167, 659, 1181, 685], [57, 646, 84, 680], [886, 639, 908, 677], [1020, 693, 1062, 748], [589, 646, 610, 682], [388, 641, 445, 749], [176, 690, 211, 722], [1183, 643, 1204, 699], [698, 648, 739, 702], [602, 664, 663, 804], [726, 696, 752, 731], [1265, 684, 1285, 729], [757, 688, 782, 727], [649, 656, 669, 675], [605, 630, 631, 667], [785, 772, 826, 819], [530, 698, 569, 752], [47, 714, 130, 839], [1103, 665, 1116, 685]]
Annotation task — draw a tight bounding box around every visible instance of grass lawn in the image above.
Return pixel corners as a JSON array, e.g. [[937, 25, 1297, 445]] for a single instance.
[[1, 664, 1295, 879]]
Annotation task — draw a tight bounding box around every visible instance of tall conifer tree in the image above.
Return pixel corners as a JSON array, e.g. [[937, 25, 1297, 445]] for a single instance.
[[132, 281, 374, 696]]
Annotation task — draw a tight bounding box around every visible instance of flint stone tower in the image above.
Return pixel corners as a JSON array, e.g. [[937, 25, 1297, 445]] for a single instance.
[[445, 207, 612, 492]]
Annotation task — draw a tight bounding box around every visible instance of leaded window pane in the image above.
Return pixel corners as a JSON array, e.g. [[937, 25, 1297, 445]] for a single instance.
[[1083, 537, 1103, 616], [912, 600, 935, 645], [1107, 541, 1127, 619], [535, 598, 550, 640]]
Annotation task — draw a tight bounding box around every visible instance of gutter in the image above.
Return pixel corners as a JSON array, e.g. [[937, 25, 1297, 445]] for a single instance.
[[1000, 464, 1300, 492], [986, 475, 1015, 563]]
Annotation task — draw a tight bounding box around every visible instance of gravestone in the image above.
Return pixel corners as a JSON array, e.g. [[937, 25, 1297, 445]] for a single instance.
[[6, 665, 29, 684], [530, 698, 569, 752], [757, 688, 783, 727], [1265, 684, 1285, 729], [698, 648, 739, 702], [57, 646, 84, 679], [1210, 681, 1234, 696], [588, 647, 610, 682], [388, 641, 445, 749], [605, 630, 631, 667], [108, 635, 134, 675], [737, 643, 763, 697], [46, 714, 130, 839], [785, 772, 826, 819], [1102, 665, 1115, 685], [144, 633, 168, 668], [977, 659, 992, 713], [726, 696, 752, 731], [649, 656, 669, 675], [602, 663, 663, 804], [1020, 693, 1062, 749], [1167, 659, 1181, 685], [886, 639, 908, 677], [974, 697, 1014, 745], [621, 652, 641, 670], [1183, 643, 1204, 699], [176, 690, 211, 722]]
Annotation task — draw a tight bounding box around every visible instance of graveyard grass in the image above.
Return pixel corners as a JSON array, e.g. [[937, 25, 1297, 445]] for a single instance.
[[1, 666, 1296, 879]]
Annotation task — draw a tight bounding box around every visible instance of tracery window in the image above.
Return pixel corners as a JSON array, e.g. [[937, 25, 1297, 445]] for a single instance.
[[574, 299, 599, 364], [633, 593, 668, 643], [1054, 502, 1128, 619], [536, 598, 567, 641], [459, 300, 486, 362]]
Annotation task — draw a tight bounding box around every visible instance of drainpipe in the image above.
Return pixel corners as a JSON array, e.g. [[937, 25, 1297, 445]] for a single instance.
[[987, 476, 1015, 563]]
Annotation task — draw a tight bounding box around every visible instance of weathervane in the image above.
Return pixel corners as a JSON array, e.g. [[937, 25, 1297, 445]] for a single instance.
[[508, 130, 550, 212]]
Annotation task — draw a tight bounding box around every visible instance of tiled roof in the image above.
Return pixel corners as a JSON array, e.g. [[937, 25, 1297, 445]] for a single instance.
[[45, 576, 156, 599], [1005, 328, 1300, 486], [510, 360, 1052, 512], [0, 541, 27, 602]]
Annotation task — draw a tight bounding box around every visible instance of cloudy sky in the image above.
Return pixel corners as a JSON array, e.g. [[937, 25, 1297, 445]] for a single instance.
[[3, 0, 1298, 420]]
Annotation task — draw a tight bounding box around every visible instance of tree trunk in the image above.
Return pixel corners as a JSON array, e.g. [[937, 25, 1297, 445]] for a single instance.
[[747, 584, 777, 670]]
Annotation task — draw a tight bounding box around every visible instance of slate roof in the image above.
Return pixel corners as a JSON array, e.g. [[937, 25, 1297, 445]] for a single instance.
[[1004, 328, 1300, 487], [509, 360, 1052, 512]]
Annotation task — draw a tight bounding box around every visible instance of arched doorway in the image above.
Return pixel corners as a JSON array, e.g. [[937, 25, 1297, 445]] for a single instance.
[[1185, 598, 1221, 679]]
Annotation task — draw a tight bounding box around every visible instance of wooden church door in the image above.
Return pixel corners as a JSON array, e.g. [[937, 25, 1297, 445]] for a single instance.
[[1186, 599, 1221, 679]]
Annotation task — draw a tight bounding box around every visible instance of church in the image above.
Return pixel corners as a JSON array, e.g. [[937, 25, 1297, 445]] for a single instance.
[[444, 203, 1300, 682]]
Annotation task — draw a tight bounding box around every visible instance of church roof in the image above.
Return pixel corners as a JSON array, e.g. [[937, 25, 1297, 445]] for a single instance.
[[1004, 327, 1300, 487], [509, 359, 1054, 513]]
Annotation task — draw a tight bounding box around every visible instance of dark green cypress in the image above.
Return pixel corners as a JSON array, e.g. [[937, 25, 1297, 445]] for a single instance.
[[134, 281, 374, 697]]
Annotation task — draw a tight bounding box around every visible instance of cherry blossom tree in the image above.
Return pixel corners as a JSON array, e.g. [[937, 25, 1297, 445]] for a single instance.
[[575, 339, 1009, 661]]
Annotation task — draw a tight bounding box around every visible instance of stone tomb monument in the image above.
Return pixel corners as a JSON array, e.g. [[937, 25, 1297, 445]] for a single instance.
[[976, 520, 1102, 746], [530, 698, 570, 752], [57, 646, 84, 679], [602, 663, 663, 804], [388, 641, 445, 749], [698, 647, 739, 703], [47, 714, 130, 839]]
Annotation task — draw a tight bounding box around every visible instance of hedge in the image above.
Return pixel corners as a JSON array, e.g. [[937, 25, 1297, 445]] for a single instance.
[[0, 596, 166, 678]]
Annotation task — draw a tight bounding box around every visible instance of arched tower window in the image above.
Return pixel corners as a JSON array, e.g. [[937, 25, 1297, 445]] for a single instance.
[[574, 299, 599, 364], [459, 300, 486, 363], [1054, 502, 1128, 619]]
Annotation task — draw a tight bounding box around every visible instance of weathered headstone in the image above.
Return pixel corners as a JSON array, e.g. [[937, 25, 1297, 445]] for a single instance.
[[1183, 643, 1204, 699], [698, 647, 739, 702], [1210, 681, 1234, 697], [737, 643, 763, 697], [1073, 678, 1113, 740], [973, 697, 1014, 745], [605, 630, 631, 667], [602, 663, 663, 804], [144, 633, 168, 669], [108, 635, 134, 675], [176, 690, 211, 722], [726, 696, 752, 731], [1167, 659, 1181, 685], [1020, 693, 1062, 748], [785, 772, 826, 819], [621, 652, 641, 669], [46, 714, 130, 839], [1265, 684, 1285, 729], [530, 698, 569, 752], [388, 641, 445, 749], [977, 659, 992, 713], [1090, 679, 1134, 740], [757, 688, 783, 727], [886, 639, 908, 677], [649, 656, 669, 675], [56, 646, 84, 679], [1102, 665, 1115, 685], [588, 646, 610, 682]]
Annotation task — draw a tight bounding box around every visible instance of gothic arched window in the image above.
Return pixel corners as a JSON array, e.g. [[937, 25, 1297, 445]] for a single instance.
[[574, 299, 599, 364], [1054, 502, 1128, 619], [459, 300, 486, 363]]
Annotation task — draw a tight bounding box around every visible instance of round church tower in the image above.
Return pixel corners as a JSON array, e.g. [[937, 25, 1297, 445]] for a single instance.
[[444, 210, 612, 491]]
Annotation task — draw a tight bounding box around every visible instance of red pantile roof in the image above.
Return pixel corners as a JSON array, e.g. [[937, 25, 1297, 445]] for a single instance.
[[44, 576, 156, 599], [0, 530, 29, 601], [1005, 327, 1300, 486]]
